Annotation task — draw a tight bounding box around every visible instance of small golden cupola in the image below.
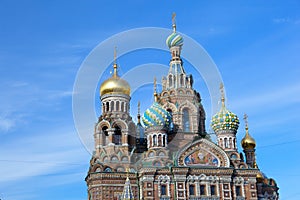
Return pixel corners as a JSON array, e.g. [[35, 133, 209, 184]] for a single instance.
[[241, 114, 256, 150], [100, 48, 130, 96]]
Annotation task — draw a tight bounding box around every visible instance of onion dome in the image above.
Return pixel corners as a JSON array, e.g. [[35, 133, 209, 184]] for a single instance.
[[142, 102, 172, 128], [166, 32, 183, 48], [256, 171, 264, 183], [166, 13, 183, 48], [241, 128, 256, 150], [211, 87, 239, 133], [100, 63, 130, 96]]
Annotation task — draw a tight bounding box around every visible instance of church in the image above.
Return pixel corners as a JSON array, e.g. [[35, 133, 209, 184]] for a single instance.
[[85, 17, 279, 200]]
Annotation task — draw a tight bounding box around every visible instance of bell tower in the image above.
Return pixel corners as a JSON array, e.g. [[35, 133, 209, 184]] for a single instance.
[[158, 13, 206, 140], [93, 48, 137, 171]]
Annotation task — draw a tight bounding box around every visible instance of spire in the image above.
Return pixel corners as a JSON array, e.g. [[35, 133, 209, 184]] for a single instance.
[[137, 101, 141, 123], [113, 46, 118, 78], [154, 77, 158, 102], [121, 169, 134, 200], [172, 12, 176, 32], [220, 83, 225, 108]]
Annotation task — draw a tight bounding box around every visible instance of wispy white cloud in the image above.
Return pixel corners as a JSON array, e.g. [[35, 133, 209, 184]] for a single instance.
[[0, 127, 89, 183], [231, 82, 300, 111], [0, 115, 16, 132], [273, 17, 300, 25]]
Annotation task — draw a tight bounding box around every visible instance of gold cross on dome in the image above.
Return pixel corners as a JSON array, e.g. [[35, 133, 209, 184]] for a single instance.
[[244, 114, 249, 129]]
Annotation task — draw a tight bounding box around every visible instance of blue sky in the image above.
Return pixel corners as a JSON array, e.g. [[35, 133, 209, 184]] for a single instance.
[[1, 0, 300, 199]]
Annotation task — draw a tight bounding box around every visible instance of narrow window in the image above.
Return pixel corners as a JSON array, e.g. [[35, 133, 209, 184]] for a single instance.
[[116, 101, 119, 111], [153, 135, 157, 146], [161, 185, 166, 196], [169, 75, 172, 88], [236, 186, 241, 196], [183, 108, 190, 132], [180, 74, 184, 86], [113, 125, 122, 145], [106, 102, 109, 112], [211, 185, 216, 195], [189, 184, 195, 196], [200, 185, 206, 195], [224, 138, 228, 148], [158, 134, 162, 146], [121, 102, 124, 112], [111, 101, 114, 111], [162, 135, 166, 147]]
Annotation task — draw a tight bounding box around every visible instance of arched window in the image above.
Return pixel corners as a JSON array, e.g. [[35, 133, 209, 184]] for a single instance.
[[219, 138, 223, 148], [169, 75, 172, 88], [189, 184, 195, 196], [121, 102, 124, 112], [113, 125, 122, 145], [102, 126, 108, 146], [116, 101, 119, 111], [180, 74, 184, 86], [153, 135, 157, 146], [162, 135, 166, 147], [224, 138, 228, 148], [111, 101, 114, 111], [183, 108, 190, 132], [106, 102, 109, 112], [229, 138, 232, 149], [233, 138, 236, 149], [167, 108, 174, 131], [158, 134, 162, 146]]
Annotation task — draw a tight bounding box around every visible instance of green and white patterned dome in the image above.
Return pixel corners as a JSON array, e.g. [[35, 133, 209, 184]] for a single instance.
[[142, 102, 172, 128], [211, 97, 239, 133], [166, 31, 183, 48]]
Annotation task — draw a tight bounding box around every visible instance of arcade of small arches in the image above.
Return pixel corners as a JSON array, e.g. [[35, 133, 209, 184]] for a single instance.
[[165, 72, 192, 89], [96, 121, 131, 146], [218, 136, 237, 150], [102, 100, 129, 113], [146, 133, 168, 148]]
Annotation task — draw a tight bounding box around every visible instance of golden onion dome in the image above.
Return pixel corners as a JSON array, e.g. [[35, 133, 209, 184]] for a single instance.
[[100, 64, 130, 96], [241, 129, 256, 150], [256, 171, 264, 183]]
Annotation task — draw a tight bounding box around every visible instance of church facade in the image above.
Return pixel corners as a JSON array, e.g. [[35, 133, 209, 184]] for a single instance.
[[85, 18, 279, 200]]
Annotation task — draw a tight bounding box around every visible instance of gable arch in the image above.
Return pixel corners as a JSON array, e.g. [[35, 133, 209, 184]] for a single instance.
[[177, 138, 230, 167], [162, 102, 178, 113], [111, 119, 128, 130], [178, 100, 197, 113], [97, 120, 111, 131]]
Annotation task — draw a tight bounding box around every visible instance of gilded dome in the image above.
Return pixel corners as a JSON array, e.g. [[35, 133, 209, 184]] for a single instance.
[[142, 102, 172, 128], [100, 64, 130, 96], [256, 171, 264, 183], [241, 130, 256, 150]]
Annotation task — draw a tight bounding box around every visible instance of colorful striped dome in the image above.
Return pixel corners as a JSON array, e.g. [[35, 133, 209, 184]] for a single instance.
[[211, 106, 239, 133], [166, 32, 183, 48], [142, 102, 172, 128]]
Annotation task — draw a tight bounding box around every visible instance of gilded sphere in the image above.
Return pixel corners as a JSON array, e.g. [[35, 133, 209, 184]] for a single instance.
[[100, 76, 130, 96]]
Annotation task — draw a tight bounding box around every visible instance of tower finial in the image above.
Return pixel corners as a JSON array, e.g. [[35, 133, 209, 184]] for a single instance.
[[154, 77, 158, 102], [220, 83, 225, 107], [172, 12, 176, 32], [244, 113, 249, 132], [137, 101, 141, 123], [113, 46, 118, 77]]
